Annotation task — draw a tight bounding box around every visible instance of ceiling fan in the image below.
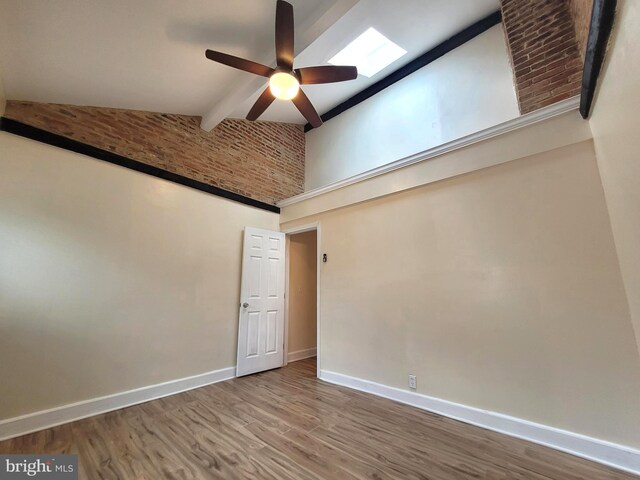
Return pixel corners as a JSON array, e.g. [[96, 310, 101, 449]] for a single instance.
[[205, 0, 358, 128]]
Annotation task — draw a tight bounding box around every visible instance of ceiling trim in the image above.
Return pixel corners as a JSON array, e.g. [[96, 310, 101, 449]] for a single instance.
[[280, 96, 581, 207], [304, 9, 502, 132], [580, 0, 616, 119], [0, 117, 280, 213]]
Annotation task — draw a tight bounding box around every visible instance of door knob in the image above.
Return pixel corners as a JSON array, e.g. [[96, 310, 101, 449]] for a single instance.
[[242, 302, 249, 308]]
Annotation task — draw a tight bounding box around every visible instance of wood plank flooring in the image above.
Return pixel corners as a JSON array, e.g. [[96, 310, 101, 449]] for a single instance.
[[0, 358, 636, 479]]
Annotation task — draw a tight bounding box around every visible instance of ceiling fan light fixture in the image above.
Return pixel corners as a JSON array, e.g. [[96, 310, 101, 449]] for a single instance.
[[205, 1, 356, 126], [269, 71, 300, 100]]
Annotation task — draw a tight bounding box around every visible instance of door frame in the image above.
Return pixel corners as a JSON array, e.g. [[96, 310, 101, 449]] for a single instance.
[[282, 222, 321, 378]]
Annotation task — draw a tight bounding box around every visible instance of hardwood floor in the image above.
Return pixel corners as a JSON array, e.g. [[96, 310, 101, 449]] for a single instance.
[[1, 358, 635, 479]]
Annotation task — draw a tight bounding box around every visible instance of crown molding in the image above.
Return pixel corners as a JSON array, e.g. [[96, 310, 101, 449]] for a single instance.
[[278, 97, 581, 208]]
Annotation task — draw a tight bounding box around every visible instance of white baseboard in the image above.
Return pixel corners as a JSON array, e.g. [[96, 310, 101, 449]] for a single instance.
[[288, 347, 317, 363], [0, 366, 236, 442], [320, 370, 640, 476]]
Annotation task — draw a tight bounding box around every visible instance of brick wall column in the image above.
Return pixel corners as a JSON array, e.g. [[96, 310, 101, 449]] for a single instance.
[[566, 0, 595, 61], [501, 0, 584, 114]]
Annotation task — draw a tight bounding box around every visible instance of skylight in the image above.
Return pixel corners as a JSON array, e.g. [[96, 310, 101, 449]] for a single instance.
[[328, 28, 407, 78]]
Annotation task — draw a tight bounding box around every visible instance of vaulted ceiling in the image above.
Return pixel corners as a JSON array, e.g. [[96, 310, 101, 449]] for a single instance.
[[0, 0, 499, 130]]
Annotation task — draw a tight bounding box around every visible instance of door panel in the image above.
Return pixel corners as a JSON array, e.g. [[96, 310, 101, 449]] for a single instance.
[[236, 227, 285, 376]]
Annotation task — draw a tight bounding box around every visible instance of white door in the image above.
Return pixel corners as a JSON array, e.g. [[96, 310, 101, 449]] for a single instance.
[[236, 227, 286, 377]]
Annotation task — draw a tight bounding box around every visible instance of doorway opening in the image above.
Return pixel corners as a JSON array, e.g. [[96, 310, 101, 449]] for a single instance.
[[284, 224, 320, 377]]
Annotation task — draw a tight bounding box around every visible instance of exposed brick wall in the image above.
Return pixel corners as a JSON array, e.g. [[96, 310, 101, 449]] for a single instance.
[[566, 0, 594, 61], [3, 101, 305, 205], [501, 0, 583, 114]]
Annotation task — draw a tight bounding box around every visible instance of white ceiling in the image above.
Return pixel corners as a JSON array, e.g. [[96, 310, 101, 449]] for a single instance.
[[0, 0, 499, 128]]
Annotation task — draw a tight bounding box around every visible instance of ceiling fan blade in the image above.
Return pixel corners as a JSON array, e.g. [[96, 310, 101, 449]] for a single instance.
[[292, 89, 322, 128], [246, 87, 276, 121], [205, 50, 274, 77], [275, 0, 294, 70], [296, 65, 358, 84]]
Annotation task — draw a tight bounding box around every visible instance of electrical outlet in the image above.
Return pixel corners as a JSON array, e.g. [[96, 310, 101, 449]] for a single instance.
[[408, 374, 417, 390]]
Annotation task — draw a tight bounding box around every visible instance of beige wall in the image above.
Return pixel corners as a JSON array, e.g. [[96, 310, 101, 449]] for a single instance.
[[589, 0, 640, 357], [282, 140, 640, 448], [287, 231, 317, 354], [0, 132, 279, 420]]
